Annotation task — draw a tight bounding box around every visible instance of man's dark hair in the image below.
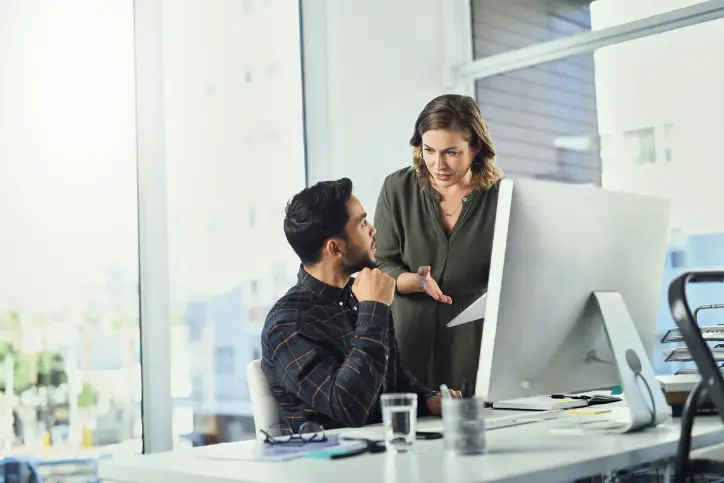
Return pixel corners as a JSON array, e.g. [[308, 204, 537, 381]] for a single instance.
[[284, 178, 353, 265]]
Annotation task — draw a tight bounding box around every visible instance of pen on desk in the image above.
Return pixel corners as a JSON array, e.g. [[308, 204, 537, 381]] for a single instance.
[[439, 384, 453, 399]]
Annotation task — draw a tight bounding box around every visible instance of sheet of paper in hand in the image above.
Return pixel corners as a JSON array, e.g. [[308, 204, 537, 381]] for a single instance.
[[446, 292, 487, 327]]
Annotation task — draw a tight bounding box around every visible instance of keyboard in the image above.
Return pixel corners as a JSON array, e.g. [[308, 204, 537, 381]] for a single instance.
[[485, 410, 560, 430]]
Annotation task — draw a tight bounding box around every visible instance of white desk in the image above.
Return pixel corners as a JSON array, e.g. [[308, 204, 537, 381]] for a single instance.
[[99, 410, 724, 483]]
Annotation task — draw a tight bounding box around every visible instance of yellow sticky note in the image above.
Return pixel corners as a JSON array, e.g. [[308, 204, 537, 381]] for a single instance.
[[567, 408, 612, 416]]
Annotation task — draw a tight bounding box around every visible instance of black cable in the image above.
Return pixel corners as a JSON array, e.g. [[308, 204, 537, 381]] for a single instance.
[[635, 372, 657, 429], [675, 379, 706, 483]]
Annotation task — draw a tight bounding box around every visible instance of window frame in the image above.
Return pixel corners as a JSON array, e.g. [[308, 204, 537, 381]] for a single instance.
[[134, 0, 308, 453], [458, 0, 724, 80]]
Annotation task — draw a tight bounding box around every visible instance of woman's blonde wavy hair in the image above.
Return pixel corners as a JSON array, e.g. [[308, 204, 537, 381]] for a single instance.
[[410, 94, 503, 190]]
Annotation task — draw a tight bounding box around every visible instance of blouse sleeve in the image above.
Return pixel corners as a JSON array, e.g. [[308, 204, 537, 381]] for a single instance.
[[373, 176, 409, 282]]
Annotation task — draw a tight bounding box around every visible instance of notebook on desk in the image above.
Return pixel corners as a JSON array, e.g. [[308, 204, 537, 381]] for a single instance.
[[493, 396, 588, 411], [194, 435, 364, 462]]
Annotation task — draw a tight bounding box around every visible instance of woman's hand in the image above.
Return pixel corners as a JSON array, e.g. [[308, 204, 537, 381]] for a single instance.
[[417, 266, 452, 304]]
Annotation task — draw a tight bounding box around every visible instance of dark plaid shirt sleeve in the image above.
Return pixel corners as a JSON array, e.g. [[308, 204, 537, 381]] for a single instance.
[[396, 353, 434, 399], [390, 317, 435, 415], [266, 300, 391, 428]]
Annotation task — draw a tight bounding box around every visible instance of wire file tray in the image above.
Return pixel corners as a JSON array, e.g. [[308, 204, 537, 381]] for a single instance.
[[664, 347, 724, 363], [663, 325, 724, 344], [675, 367, 724, 375], [662, 304, 724, 367]]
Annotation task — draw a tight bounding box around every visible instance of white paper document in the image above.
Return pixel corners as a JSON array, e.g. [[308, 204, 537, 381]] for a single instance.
[[446, 292, 487, 327]]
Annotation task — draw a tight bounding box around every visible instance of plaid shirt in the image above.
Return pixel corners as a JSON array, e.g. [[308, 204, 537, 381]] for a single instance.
[[261, 266, 434, 432]]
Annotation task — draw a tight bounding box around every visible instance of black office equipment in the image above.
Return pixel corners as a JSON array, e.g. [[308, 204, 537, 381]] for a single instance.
[[667, 270, 724, 483], [330, 438, 385, 460], [460, 380, 473, 399], [550, 394, 622, 405], [416, 431, 443, 440]]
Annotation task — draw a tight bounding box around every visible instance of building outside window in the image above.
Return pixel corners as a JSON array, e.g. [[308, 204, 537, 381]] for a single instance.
[[472, 0, 724, 375]]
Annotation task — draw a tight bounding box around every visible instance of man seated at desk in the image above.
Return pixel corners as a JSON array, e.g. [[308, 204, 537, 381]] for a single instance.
[[261, 178, 455, 432]]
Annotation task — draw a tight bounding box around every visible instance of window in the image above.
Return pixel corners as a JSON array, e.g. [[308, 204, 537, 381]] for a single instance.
[[162, 1, 305, 446], [475, 51, 602, 185], [0, 0, 141, 461], [670, 250, 687, 268], [591, 0, 709, 30], [623, 127, 656, 165], [471, 0, 711, 58], [472, 4, 724, 376], [472, 0, 593, 57], [214, 348, 235, 375]]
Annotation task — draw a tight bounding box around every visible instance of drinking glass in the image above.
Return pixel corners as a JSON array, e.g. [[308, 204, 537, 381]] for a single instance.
[[380, 393, 417, 452], [442, 396, 487, 455]]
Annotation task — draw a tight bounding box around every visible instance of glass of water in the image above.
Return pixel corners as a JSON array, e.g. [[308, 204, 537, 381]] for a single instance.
[[380, 393, 417, 452], [442, 396, 486, 455]]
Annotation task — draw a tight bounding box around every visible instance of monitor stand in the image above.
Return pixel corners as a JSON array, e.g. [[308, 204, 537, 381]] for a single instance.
[[593, 291, 670, 432], [493, 292, 670, 432]]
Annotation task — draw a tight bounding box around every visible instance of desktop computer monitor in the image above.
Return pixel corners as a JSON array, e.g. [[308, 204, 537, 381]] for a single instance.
[[476, 178, 671, 430]]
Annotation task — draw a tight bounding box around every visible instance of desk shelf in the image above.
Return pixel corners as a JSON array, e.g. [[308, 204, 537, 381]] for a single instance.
[[662, 305, 724, 374]]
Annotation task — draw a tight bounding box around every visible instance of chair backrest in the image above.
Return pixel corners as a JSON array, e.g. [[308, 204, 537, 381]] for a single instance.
[[246, 359, 280, 440], [2, 456, 41, 483]]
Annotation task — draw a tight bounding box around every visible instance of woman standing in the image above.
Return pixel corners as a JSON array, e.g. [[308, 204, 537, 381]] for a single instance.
[[374, 94, 503, 390]]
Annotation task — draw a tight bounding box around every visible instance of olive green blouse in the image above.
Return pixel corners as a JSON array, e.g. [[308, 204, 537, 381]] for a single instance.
[[374, 167, 499, 390]]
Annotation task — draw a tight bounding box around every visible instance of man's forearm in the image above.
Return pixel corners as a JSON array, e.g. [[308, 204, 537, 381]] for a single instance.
[[396, 360, 435, 415], [396, 272, 424, 295], [402, 373, 436, 417], [399, 372, 434, 398]]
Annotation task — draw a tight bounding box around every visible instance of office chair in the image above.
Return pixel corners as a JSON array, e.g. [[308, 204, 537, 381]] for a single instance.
[[2, 456, 42, 483], [668, 270, 724, 482], [246, 359, 280, 441]]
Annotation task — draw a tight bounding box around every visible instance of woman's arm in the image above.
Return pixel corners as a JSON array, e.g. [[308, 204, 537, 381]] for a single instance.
[[401, 267, 451, 302], [374, 178, 421, 292], [396, 272, 424, 294], [373, 178, 449, 300]]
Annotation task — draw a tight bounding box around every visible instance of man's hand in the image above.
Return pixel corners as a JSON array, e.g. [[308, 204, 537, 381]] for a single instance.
[[417, 266, 452, 304], [426, 389, 463, 416], [426, 394, 443, 416], [352, 268, 395, 306]]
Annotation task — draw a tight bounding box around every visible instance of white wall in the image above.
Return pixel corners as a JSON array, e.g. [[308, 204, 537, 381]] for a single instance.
[[302, 0, 459, 217], [593, 2, 724, 235], [590, 0, 707, 29]]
